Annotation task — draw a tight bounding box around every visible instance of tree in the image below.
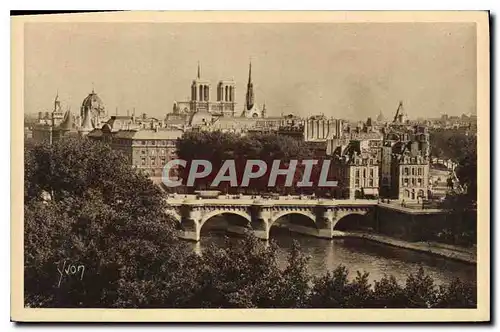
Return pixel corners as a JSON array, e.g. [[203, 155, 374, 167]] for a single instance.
[[403, 266, 437, 308], [455, 142, 477, 207], [309, 265, 351, 308], [435, 278, 477, 308], [272, 240, 311, 307], [24, 137, 193, 308], [371, 274, 407, 308], [440, 138, 477, 246], [429, 129, 476, 162], [179, 234, 284, 308]]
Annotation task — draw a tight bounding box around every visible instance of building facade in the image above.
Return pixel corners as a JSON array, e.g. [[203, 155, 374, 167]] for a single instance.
[[391, 154, 430, 201], [379, 106, 431, 201], [88, 121, 183, 182], [330, 148, 380, 199]]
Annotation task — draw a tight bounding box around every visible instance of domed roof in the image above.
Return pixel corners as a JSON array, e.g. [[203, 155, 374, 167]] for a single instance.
[[377, 111, 386, 123], [81, 89, 104, 110], [189, 110, 212, 126]]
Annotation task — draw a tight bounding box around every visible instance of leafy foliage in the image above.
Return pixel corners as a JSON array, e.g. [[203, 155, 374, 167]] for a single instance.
[[24, 138, 192, 307], [430, 129, 477, 246], [429, 128, 476, 162]]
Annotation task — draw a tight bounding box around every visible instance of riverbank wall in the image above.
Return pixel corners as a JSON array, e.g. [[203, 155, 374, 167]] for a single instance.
[[374, 204, 476, 244], [333, 230, 476, 264]]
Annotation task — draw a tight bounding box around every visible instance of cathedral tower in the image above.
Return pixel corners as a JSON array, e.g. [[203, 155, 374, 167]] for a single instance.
[[191, 62, 211, 103], [216, 79, 236, 116]]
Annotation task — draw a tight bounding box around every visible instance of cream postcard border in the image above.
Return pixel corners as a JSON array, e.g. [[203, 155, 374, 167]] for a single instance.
[[11, 10, 490, 322]]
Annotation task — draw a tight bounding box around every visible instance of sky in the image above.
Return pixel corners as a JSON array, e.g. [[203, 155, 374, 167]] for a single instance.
[[24, 22, 476, 120]]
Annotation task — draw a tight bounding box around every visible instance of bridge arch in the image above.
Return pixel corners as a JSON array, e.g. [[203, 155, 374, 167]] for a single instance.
[[332, 211, 371, 231], [269, 210, 317, 228], [199, 209, 252, 228]]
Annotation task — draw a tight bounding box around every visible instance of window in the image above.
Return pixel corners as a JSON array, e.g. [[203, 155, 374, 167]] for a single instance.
[[151, 157, 156, 166], [404, 178, 409, 186], [369, 179, 374, 187], [411, 168, 415, 176], [363, 169, 366, 178], [355, 179, 360, 187], [141, 140, 146, 145], [160, 149, 165, 155], [141, 150, 146, 155], [404, 167, 409, 176], [411, 178, 416, 186], [370, 169, 374, 177], [369, 159, 373, 165], [356, 169, 360, 178], [152, 140, 156, 145], [418, 167, 423, 176], [150, 150, 155, 155], [417, 178, 422, 186], [161, 157, 166, 165], [141, 158, 146, 166]]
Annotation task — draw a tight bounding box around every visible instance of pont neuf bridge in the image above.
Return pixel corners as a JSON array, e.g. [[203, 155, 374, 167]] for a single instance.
[[165, 197, 447, 242]]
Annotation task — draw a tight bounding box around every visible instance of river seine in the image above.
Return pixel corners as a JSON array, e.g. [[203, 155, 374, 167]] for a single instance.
[[191, 229, 476, 286]]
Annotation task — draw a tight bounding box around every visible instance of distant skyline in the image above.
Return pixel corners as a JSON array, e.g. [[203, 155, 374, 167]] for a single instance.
[[24, 22, 476, 120]]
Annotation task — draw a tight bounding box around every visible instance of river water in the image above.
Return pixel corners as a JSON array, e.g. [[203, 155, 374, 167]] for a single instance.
[[191, 229, 476, 286]]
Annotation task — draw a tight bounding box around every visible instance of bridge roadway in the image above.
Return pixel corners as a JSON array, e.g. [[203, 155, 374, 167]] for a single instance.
[[165, 195, 385, 241]]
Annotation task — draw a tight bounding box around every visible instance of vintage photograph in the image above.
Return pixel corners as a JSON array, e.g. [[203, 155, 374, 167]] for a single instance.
[[12, 11, 489, 322]]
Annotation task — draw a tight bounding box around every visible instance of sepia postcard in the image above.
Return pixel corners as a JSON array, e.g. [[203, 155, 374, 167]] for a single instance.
[[11, 11, 490, 322]]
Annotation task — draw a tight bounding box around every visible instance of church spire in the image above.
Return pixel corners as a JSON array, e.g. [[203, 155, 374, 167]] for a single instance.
[[393, 101, 405, 123], [197, 61, 201, 79], [54, 90, 61, 113], [245, 61, 254, 111], [248, 60, 252, 84]]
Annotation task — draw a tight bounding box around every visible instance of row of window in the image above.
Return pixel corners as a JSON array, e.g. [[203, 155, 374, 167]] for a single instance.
[[112, 139, 176, 146], [402, 177, 424, 187], [140, 149, 168, 156], [354, 179, 375, 188], [403, 189, 426, 199], [138, 140, 176, 146], [403, 166, 425, 176], [139, 157, 167, 167], [355, 168, 376, 178]]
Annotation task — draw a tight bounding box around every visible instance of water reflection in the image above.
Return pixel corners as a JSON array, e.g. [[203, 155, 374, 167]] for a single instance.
[[193, 229, 476, 286]]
